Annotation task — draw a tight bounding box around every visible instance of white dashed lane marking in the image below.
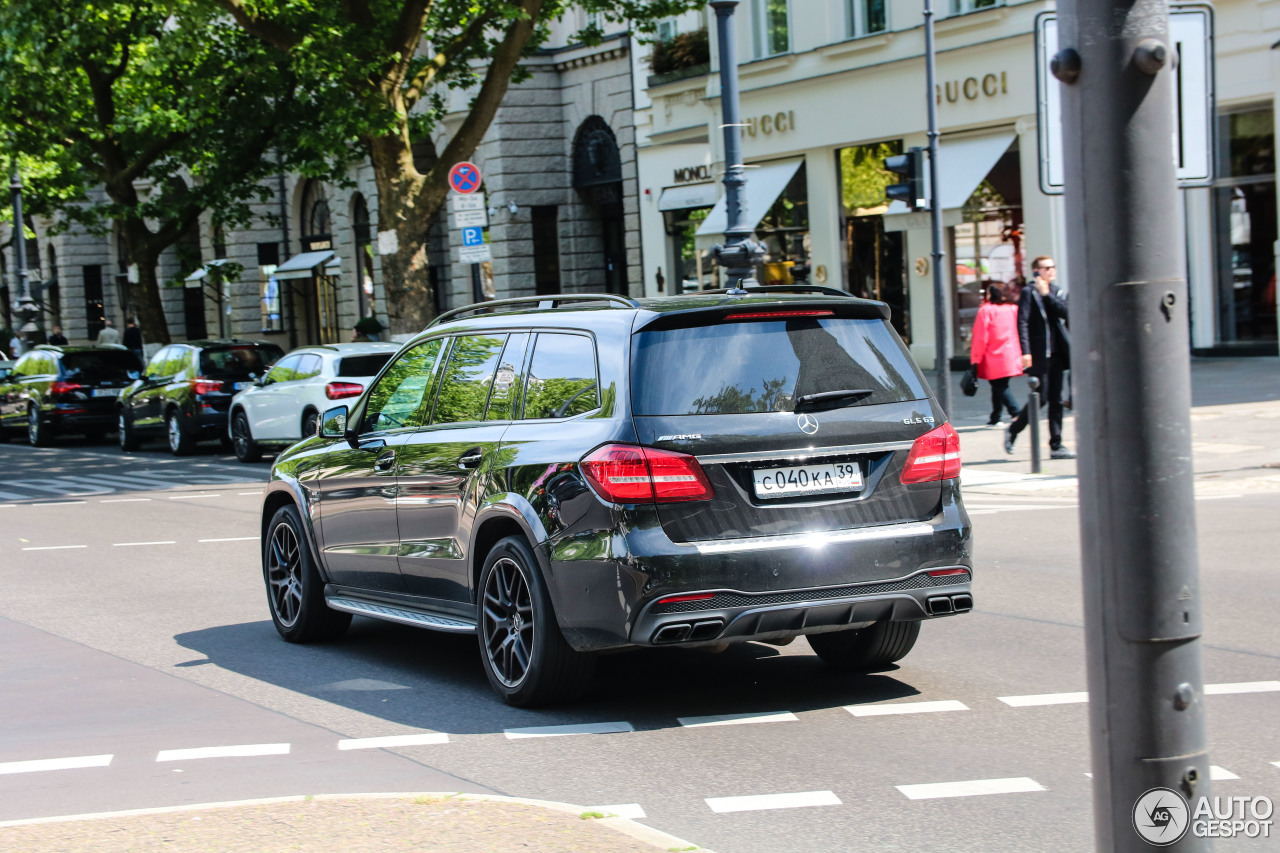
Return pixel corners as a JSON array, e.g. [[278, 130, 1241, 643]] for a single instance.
[[112, 541, 176, 547], [504, 722, 634, 739], [593, 803, 646, 819], [1211, 766, 1241, 781], [706, 791, 842, 813], [1000, 692, 1088, 707], [0, 754, 113, 775], [845, 700, 969, 717], [168, 494, 221, 500], [337, 733, 450, 750], [1205, 681, 1280, 695], [896, 777, 1046, 800], [678, 712, 797, 728], [100, 498, 152, 503], [21, 545, 88, 551], [156, 744, 290, 762], [197, 537, 258, 543]]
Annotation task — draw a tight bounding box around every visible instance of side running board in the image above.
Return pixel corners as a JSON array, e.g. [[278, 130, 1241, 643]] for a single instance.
[[326, 596, 477, 634]]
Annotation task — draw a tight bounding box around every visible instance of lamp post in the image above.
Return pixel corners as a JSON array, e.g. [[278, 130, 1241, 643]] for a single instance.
[[709, 1, 765, 291], [9, 162, 38, 352], [923, 0, 952, 416]]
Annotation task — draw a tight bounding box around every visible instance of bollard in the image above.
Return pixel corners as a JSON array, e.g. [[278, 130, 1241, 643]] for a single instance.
[[1027, 375, 1042, 474]]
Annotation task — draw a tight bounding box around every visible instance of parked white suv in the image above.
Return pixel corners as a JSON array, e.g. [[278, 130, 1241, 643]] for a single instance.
[[227, 342, 398, 462]]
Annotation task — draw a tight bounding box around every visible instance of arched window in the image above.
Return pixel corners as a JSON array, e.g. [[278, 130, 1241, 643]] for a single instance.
[[301, 180, 332, 243], [352, 194, 375, 318]]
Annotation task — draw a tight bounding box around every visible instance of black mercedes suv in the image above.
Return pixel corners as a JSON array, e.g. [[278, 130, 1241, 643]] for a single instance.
[[260, 289, 972, 706], [0, 345, 142, 445], [118, 339, 284, 455]]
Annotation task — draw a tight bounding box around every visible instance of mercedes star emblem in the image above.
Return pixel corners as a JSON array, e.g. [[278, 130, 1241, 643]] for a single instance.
[[797, 413, 819, 435]]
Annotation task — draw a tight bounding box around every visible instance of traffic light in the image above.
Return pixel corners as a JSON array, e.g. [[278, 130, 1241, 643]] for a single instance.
[[885, 147, 926, 211]]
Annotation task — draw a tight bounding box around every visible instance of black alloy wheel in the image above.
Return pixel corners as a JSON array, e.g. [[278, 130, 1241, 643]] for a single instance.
[[118, 409, 140, 451], [477, 536, 595, 706], [263, 504, 350, 642], [166, 409, 195, 456], [302, 410, 319, 440], [27, 404, 49, 447], [807, 620, 921, 671], [231, 410, 262, 463]]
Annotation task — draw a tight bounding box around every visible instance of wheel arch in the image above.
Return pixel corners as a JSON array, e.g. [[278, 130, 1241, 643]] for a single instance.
[[261, 482, 330, 582], [470, 496, 552, 602]]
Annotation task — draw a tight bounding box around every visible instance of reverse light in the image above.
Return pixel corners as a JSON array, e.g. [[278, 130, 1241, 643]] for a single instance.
[[325, 381, 364, 400], [191, 377, 223, 395], [49, 381, 85, 395], [580, 444, 713, 504], [724, 310, 834, 321], [900, 423, 961, 484]]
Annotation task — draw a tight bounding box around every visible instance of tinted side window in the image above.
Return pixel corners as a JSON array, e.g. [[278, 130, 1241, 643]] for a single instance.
[[523, 334, 600, 420], [296, 354, 322, 379], [362, 338, 443, 433], [338, 353, 393, 377], [485, 333, 530, 422], [145, 347, 171, 377], [14, 353, 39, 376], [266, 354, 302, 384], [431, 334, 508, 425]]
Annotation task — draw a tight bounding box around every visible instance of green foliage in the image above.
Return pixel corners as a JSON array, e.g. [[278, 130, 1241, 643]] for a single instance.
[[840, 141, 904, 213], [649, 27, 709, 74]]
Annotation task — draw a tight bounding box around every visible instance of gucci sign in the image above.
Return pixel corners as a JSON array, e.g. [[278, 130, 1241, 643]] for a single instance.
[[744, 111, 796, 137]]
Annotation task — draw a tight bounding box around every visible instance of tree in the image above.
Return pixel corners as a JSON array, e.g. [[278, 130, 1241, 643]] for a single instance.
[[0, 0, 303, 344], [215, 0, 697, 335]]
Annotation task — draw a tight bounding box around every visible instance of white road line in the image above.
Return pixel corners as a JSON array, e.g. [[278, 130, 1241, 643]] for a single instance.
[[238, 491, 261, 496], [338, 733, 450, 750], [198, 536, 258, 543], [112, 541, 176, 547], [0, 754, 113, 775], [169, 494, 221, 500], [1205, 681, 1280, 695], [845, 700, 969, 717], [593, 803, 646, 819], [1195, 494, 1243, 501], [29, 501, 86, 507], [21, 545, 88, 551], [1210, 766, 1240, 781], [897, 777, 1046, 800], [999, 692, 1088, 707], [504, 722, 634, 739], [678, 711, 797, 728], [156, 743, 290, 762], [706, 791, 841, 813], [100, 498, 153, 503], [1272, 761, 1280, 770]]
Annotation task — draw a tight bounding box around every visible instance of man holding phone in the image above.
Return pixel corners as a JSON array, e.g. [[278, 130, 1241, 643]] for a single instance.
[[1006, 255, 1074, 459]]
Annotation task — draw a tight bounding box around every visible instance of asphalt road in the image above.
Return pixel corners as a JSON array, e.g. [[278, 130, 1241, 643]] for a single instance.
[[1, 411, 1278, 852]]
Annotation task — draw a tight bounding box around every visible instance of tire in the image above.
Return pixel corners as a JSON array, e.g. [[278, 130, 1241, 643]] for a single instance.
[[231, 410, 263, 463], [477, 536, 595, 707], [301, 409, 319, 440], [807, 620, 921, 671], [166, 408, 196, 456], [118, 409, 140, 451], [263, 504, 351, 643], [27, 404, 50, 447]]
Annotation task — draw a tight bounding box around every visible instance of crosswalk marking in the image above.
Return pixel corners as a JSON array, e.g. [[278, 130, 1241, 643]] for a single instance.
[[504, 722, 634, 739], [21, 545, 87, 551], [845, 700, 969, 717], [999, 692, 1088, 707], [678, 712, 797, 728], [156, 743, 290, 762], [706, 791, 841, 813], [1205, 681, 1280, 695], [338, 733, 450, 750], [897, 777, 1045, 800], [0, 754, 113, 775], [1211, 766, 1240, 781]]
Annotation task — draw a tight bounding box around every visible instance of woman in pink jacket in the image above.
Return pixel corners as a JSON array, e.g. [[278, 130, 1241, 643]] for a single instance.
[[969, 284, 1023, 426]]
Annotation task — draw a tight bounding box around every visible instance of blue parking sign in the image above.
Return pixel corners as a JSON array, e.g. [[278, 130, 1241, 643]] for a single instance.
[[461, 226, 484, 247]]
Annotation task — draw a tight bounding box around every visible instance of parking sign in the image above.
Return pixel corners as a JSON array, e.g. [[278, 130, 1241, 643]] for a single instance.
[[461, 226, 484, 247]]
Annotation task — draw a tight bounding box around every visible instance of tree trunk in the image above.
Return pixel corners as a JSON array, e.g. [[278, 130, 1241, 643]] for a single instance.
[[369, 133, 440, 337], [130, 250, 171, 347]]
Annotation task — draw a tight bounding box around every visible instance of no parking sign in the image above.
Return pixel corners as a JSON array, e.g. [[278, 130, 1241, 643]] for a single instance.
[[448, 162, 482, 194]]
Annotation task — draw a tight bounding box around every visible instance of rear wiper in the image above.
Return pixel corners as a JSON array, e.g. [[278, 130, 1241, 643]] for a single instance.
[[793, 388, 874, 409]]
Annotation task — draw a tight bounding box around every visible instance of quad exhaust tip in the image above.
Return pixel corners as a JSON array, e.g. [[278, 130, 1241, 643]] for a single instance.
[[652, 619, 724, 645], [928, 594, 973, 615]]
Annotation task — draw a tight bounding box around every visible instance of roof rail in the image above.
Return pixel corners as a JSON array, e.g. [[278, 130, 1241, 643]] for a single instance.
[[703, 284, 856, 299], [427, 293, 640, 328]]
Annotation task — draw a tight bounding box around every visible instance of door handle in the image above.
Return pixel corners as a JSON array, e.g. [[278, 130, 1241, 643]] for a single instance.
[[457, 448, 484, 469], [374, 450, 396, 472]]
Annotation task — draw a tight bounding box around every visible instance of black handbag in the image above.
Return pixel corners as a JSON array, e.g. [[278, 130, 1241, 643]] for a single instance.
[[960, 365, 979, 397]]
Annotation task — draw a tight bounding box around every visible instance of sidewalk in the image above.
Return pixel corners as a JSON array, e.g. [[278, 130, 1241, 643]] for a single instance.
[[0, 793, 713, 853], [946, 356, 1280, 498]]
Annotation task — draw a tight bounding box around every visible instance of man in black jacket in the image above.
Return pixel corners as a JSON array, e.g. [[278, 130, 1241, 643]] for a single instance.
[[1006, 255, 1074, 459]]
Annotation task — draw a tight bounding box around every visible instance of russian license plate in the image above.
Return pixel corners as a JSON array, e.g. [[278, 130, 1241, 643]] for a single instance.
[[91, 388, 122, 397], [233, 381, 249, 390], [753, 462, 864, 499]]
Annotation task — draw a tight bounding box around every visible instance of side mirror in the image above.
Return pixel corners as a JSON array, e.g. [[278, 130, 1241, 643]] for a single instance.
[[319, 405, 348, 439]]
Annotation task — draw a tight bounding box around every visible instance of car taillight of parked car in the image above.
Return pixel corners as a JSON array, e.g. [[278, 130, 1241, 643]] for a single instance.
[[900, 423, 962, 484], [190, 377, 223, 395], [325, 381, 364, 400], [49, 381, 85, 396], [580, 444, 713, 504]]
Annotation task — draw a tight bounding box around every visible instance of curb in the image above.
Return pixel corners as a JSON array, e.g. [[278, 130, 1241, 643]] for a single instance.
[[0, 791, 716, 852]]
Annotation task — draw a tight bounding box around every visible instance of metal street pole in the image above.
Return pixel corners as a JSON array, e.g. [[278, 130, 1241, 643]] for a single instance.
[[710, 0, 764, 292], [9, 161, 38, 352], [1056, 0, 1211, 849], [923, 0, 951, 417]]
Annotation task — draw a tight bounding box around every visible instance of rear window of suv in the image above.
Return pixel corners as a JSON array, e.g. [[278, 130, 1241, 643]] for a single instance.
[[200, 344, 284, 378], [60, 350, 142, 383], [338, 354, 393, 378], [631, 316, 928, 415]]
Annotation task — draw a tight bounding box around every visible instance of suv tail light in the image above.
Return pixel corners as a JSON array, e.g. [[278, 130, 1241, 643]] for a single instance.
[[191, 377, 224, 395], [900, 423, 961, 484], [49, 381, 85, 395], [580, 444, 713, 504], [325, 381, 364, 400]]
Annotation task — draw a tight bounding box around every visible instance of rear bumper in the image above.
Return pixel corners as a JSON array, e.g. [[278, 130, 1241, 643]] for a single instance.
[[546, 481, 972, 652]]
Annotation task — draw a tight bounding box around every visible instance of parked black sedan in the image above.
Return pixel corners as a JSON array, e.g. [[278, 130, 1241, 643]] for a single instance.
[[118, 339, 283, 455], [0, 345, 142, 445]]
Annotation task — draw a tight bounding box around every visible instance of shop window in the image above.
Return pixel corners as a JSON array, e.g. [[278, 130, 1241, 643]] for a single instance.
[[952, 0, 1000, 14], [755, 163, 809, 286], [1213, 108, 1277, 344], [83, 264, 105, 339], [258, 242, 282, 333], [752, 0, 790, 58], [839, 141, 909, 339], [352, 194, 375, 318], [847, 0, 887, 37], [665, 207, 713, 293]]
